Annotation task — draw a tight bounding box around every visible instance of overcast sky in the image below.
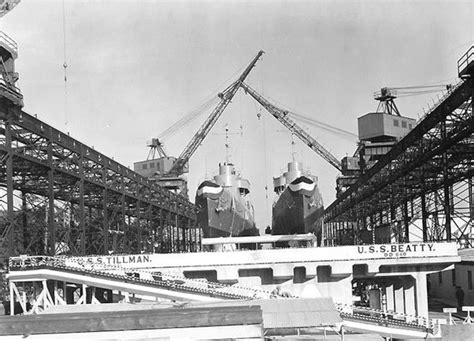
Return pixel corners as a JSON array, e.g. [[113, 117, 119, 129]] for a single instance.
[[2, 0, 473, 232]]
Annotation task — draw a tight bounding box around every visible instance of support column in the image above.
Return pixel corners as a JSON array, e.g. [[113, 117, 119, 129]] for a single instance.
[[102, 162, 110, 254], [441, 120, 451, 241], [414, 272, 429, 318], [119, 175, 126, 253], [102, 185, 109, 253], [21, 191, 28, 251], [385, 283, 395, 312], [9, 281, 14, 316], [469, 177, 473, 220], [394, 282, 405, 314], [5, 114, 15, 258], [46, 133, 56, 255], [136, 199, 142, 253], [168, 210, 173, 252], [78, 151, 85, 255], [403, 200, 410, 242], [404, 277, 416, 316], [158, 208, 164, 253], [421, 192, 428, 242], [182, 220, 186, 252]]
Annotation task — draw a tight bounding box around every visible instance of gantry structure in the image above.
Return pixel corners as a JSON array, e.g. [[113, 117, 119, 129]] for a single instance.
[[324, 47, 474, 247], [0, 33, 198, 261], [0, 104, 199, 258]]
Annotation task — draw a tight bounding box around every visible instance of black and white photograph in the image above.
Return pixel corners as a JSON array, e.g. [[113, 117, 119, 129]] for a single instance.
[[0, 1, 473, 339]]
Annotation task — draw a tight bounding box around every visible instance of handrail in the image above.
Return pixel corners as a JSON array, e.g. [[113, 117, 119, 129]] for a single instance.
[[0, 31, 17, 54], [8, 255, 274, 300], [0, 78, 22, 94], [419, 79, 463, 121], [458, 46, 474, 77], [336, 303, 435, 333]]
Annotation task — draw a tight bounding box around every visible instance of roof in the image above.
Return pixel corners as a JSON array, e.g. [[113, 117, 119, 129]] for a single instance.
[[192, 297, 342, 329], [258, 297, 342, 329], [458, 248, 474, 262]]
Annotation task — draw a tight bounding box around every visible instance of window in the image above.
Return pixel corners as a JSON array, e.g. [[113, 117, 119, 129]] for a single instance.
[[393, 119, 399, 127], [142, 164, 148, 170], [409, 124, 412, 129], [401, 120, 407, 128], [469, 270, 473, 290], [439, 271, 443, 284], [150, 162, 155, 168], [452, 269, 456, 286]]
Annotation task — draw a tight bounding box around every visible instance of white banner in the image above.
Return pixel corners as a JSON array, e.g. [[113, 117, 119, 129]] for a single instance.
[[64, 242, 458, 270]]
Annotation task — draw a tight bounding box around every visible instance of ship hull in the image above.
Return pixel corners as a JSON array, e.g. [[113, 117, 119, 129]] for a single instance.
[[272, 176, 323, 244], [196, 185, 259, 238]]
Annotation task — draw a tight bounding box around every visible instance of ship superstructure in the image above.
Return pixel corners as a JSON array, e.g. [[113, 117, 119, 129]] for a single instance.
[[196, 162, 259, 238], [271, 161, 323, 244]]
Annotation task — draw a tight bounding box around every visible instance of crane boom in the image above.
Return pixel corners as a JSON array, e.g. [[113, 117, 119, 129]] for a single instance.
[[241, 82, 342, 172], [168, 50, 264, 175]]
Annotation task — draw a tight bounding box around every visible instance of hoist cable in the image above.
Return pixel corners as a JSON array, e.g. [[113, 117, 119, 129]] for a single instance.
[[288, 112, 358, 139], [62, 0, 68, 127], [158, 95, 220, 140]]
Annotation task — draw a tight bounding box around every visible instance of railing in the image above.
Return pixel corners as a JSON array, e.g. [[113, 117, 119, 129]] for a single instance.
[[0, 80, 23, 107], [458, 46, 474, 78], [0, 31, 17, 54], [336, 303, 435, 333], [419, 79, 463, 121], [8, 255, 274, 300]]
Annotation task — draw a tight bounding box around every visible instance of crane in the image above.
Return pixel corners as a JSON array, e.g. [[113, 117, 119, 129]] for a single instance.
[[373, 84, 452, 116], [167, 50, 264, 176], [240, 82, 342, 172], [146, 138, 168, 159], [135, 51, 264, 195]]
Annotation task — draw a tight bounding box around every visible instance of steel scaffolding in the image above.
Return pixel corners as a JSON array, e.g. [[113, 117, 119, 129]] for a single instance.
[[0, 104, 200, 260], [324, 48, 474, 247]]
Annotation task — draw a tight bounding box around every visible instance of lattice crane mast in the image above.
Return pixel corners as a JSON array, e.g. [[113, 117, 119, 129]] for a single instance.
[[241, 82, 342, 172], [167, 50, 265, 176]]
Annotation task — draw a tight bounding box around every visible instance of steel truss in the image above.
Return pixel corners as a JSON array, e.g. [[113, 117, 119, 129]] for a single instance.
[[0, 103, 199, 260], [324, 77, 474, 247]]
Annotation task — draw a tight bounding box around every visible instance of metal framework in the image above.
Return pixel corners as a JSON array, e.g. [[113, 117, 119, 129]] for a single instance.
[[241, 82, 342, 171], [0, 102, 200, 261], [324, 57, 474, 247], [168, 50, 264, 176]]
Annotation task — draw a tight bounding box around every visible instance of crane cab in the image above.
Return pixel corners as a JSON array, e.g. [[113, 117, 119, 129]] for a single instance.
[[0, 30, 23, 107]]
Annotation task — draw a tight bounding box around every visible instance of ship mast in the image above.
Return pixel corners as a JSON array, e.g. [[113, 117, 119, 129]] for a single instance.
[[224, 125, 231, 164]]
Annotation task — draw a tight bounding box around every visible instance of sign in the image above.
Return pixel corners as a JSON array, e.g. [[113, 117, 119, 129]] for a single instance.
[[67, 254, 152, 268], [357, 243, 436, 258], [63, 242, 458, 271]]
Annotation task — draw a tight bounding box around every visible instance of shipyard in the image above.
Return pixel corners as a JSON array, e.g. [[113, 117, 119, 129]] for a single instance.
[[0, 1, 473, 340]]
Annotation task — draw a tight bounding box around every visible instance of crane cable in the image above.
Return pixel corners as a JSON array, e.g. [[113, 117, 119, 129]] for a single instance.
[[249, 87, 358, 141], [288, 112, 358, 140], [259, 65, 271, 232], [156, 66, 247, 142], [384, 83, 453, 98], [62, 0, 68, 127], [158, 95, 219, 140]]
